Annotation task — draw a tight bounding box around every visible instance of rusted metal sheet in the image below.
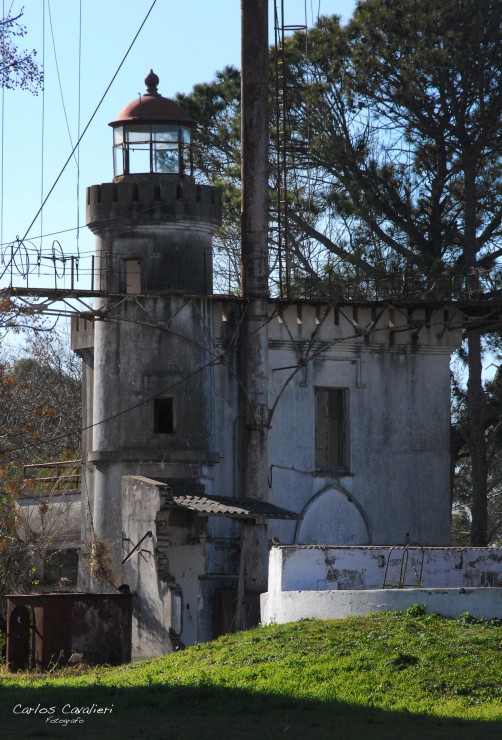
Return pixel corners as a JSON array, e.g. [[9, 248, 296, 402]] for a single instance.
[[6, 593, 132, 671], [7, 605, 31, 671]]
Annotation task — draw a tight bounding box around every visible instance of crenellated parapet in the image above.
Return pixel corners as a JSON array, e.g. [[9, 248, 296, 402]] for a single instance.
[[86, 177, 221, 233]]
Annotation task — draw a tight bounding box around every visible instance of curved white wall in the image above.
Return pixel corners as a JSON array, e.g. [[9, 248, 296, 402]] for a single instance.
[[261, 587, 502, 624]]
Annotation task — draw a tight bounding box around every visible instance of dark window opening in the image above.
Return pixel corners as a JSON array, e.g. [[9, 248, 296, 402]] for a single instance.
[[43, 549, 78, 583], [154, 397, 175, 434], [315, 387, 349, 471]]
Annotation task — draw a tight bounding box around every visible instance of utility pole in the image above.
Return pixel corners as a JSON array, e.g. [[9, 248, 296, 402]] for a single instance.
[[236, 0, 270, 630]]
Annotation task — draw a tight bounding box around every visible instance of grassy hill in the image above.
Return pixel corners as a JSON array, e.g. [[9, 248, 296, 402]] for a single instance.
[[0, 608, 501, 739]]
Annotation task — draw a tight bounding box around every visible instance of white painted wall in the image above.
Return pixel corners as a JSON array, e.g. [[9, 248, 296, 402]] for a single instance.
[[262, 545, 502, 624], [262, 587, 502, 624], [213, 303, 462, 550], [16, 495, 82, 541], [268, 545, 502, 592]]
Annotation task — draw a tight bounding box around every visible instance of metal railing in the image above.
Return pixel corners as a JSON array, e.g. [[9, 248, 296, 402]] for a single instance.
[[382, 544, 425, 589], [22, 460, 81, 494]]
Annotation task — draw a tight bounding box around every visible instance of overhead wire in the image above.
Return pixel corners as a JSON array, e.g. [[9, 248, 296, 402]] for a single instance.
[[0, 312, 474, 458], [14, 0, 159, 254], [1, 3, 500, 300], [47, 0, 78, 167], [40, 0, 46, 253], [76, 0, 82, 258]]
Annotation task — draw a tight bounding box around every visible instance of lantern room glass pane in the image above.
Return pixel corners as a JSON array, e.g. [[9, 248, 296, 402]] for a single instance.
[[128, 145, 151, 173], [114, 123, 193, 175], [152, 124, 179, 142], [113, 146, 125, 176], [153, 142, 178, 173], [126, 125, 151, 143]]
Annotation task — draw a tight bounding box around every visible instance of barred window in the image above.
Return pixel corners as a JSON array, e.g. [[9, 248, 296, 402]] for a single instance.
[[315, 388, 349, 471], [44, 550, 78, 583]]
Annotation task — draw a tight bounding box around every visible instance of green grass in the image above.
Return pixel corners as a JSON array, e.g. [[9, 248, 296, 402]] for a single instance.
[[0, 610, 501, 739]]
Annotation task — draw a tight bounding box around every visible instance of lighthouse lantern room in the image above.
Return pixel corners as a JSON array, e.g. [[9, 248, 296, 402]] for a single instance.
[[109, 69, 194, 179]]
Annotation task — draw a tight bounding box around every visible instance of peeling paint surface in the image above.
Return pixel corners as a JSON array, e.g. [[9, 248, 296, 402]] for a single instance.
[[262, 545, 502, 624], [261, 587, 502, 624], [270, 546, 502, 592]]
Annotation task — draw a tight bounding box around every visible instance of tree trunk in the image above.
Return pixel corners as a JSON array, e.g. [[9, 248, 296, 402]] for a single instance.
[[463, 153, 488, 545], [467, 327, 488, 545]]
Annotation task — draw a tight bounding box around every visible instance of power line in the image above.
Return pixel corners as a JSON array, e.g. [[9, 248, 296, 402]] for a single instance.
[[47, 0, 78, 168], [76, 0, 82, 259], [0, 313, 473, 457], [40, 0, 46, 252], [15, 0, 159, 254]]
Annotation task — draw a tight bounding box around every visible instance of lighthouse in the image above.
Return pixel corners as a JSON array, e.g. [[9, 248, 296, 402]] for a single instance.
[[70, 71, 463, 657], [77, 71, 221, 591]]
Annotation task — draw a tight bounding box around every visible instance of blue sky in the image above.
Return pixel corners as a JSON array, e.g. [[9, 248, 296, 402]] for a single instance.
[[1, 0, 356, 291]]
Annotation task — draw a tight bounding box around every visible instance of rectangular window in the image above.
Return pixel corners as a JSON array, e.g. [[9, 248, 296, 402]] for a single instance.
[[154, 397, 175, 434], [43, 550, 78, 583], [315, 388, 349, 471], [125, 259, 141, 294]]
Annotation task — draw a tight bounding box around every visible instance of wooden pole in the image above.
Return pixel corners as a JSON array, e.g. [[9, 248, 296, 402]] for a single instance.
[[236, 0, 270, 630]]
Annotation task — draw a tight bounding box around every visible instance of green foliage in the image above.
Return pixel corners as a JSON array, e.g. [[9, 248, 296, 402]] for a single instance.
[[0, 333, 82, 613], [297, 0, 502, 283], [457, 611, 502, 628], [0, 614, 501, 738], [179, 0, 502, 542], [177, 0, 502, 302], [405, 603, 427, 617]]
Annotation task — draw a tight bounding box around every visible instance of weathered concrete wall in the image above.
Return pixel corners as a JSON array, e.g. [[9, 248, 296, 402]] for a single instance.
[[80, 167, 222, 587], [166, 544, 206, 646], [70, 595, 132, 664], [122, 476, 180, 660], [16, 494, 82, 541], [121, 475, 240, 652], [262, 545, 502, 624], [261, 587, 502, 623], [89, 295, 218, 579], [267, 546, 502, 593], [71, 317, 94, 591], [213, 302, 462, 549], [87, 177, 221, 295]]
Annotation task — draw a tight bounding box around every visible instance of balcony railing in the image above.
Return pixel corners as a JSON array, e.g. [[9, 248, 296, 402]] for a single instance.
[[22, 460, 81, 495]]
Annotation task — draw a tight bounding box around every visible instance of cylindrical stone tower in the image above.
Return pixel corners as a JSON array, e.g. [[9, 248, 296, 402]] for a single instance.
[[81, 72, 221, 589]]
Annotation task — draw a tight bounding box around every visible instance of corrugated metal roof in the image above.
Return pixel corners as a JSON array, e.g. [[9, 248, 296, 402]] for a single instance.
[[169, 494, 298, 520]]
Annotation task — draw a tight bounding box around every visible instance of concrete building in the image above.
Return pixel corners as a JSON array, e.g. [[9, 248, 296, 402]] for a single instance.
[[70, 73, 464, 658]]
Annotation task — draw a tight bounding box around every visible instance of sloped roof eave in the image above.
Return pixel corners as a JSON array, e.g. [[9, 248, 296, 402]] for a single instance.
[[167, 493, 298, 520]]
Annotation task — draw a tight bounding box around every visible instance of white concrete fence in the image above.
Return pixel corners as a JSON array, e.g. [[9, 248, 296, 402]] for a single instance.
[[261, 546, 502, 623]]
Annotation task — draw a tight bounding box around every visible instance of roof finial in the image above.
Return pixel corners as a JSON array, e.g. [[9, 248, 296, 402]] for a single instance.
[[145, 69, 159, 96]]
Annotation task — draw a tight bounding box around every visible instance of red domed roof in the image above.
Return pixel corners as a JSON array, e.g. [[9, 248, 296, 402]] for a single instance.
[[109, 70, 194, 127]]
